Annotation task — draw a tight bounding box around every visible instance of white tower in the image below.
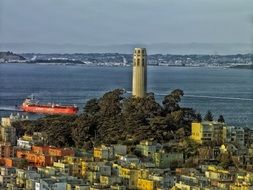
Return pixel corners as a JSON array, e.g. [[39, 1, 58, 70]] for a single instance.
[[132, 48, 147, 98]]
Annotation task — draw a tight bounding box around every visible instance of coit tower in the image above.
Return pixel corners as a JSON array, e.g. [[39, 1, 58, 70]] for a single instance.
[[132, 48, 147, 98]]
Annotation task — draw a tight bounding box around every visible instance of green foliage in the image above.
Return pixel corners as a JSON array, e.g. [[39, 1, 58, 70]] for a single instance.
[[17, 159, 28, 169], [84, 98, 100, 115], [195, 113, 202, 122], [71, 114, 98, 148], [218, 152, 234, 169], [162, 89, 184, 113], [218, 115, 225, 123], [204, 110, 214, 121], [14, 88, 199, 148]]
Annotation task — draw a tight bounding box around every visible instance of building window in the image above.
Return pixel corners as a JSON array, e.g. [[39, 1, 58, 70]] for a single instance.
[[138, 50, 141, 54], [142, 59, 145, 66]]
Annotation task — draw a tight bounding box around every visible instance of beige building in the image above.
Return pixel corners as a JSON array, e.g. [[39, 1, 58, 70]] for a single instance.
[[132, 48, 147, 98], [191, 121, 225, 145]]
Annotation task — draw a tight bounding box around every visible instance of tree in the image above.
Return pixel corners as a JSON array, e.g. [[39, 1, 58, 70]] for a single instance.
[[196, 113, 202, 122], [71, 114, 97, 148], [84, 98, 100, 114], [17, 159, 28, 169], [98, 88, 124, 117], [14, 88, 199, 149], [204, 110, 213, 121], [218, 115, 225, 123], [218, 152, 233, 169], [162, 89, 184, 113]]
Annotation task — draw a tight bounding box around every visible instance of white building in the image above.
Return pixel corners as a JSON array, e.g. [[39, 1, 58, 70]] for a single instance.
[[113, 144, 127, 156], [35, 178, 67, 190], [17, 138, 33, 150], [223, 126, 245, 146], [120, 155, 140, 164]]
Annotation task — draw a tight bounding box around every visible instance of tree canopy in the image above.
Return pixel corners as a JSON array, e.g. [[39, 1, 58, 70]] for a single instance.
[[218, 115, 225, 123], [204, 110, 214, 121], [14, 89, 199, 149]]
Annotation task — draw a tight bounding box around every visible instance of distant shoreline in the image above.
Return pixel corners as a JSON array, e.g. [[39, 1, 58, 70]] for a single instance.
[[1, 51, 252, 69], [229, 64, 253, 69], [1, 62, 253, 70]]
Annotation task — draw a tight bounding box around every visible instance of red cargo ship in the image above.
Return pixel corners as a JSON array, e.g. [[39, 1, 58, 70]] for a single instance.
[[21, 96, 78, 115]]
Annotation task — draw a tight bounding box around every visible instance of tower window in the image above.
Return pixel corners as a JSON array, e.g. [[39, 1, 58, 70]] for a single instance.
[[138, 50, 141, 54], [142, 50, 145, 54], [137, 58, 140, 66]]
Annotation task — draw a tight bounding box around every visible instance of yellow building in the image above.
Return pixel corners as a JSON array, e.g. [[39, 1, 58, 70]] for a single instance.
[[53, 161, 70, 174], [21, 134, 33, 142], [132, 48, 147, 98], [205, 166, 232, 182], [63, 156, 86, 164], [137, 178, 155, 190], [191, 121, 224, 144], [191, 122, 212, 144], [173, 183, 191, 190], [93, 145, 113, 160], [16, 169, 25, 188], [100, 175, 121, 185], [119, 166, 139, 189], [119, 167, 131, 178], [81, 161, 89, 177], [230, 183, 253, 190], [94, 148, 101, 158], [37, 166, 57, 177]]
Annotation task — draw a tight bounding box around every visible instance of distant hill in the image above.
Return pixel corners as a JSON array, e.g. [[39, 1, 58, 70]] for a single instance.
[[0, 51, 26, 62], [0, 42, 252, 55]]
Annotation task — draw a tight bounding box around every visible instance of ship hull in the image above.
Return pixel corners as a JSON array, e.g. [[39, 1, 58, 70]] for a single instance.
[[21, 105, 78, 115]]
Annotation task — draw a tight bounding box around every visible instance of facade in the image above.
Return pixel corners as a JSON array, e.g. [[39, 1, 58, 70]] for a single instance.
[[132, 48, 147, 98], [93, 146, 114, 160], [137, 178, 155, 190], [17, 138, 33, 150], [153, 151, 184, 169], [136, 140, 159, 157], [223, 126, 245, 146], [112, 145, 127, 156], [1, 125, 16, 146], [35, 178, 67, 190], [1, 114, 28, 127], [0, 143, 14, 158], [192, 121, 246, 148], [0, 167, 16, 188], [191, 121, 225, 145], [0, 113, 28, 146], [120, 155, 140, 164]]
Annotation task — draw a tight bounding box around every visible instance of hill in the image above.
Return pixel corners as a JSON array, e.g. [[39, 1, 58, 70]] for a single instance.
[[0, 51, 26, 62], [13, 89, 200, 149]]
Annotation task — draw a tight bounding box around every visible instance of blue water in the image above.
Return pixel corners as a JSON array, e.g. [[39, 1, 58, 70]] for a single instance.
[[0, 64, 252, 127]]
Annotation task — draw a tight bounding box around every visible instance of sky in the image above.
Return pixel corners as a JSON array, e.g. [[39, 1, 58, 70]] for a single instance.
[[0, 0, 253, 46]]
